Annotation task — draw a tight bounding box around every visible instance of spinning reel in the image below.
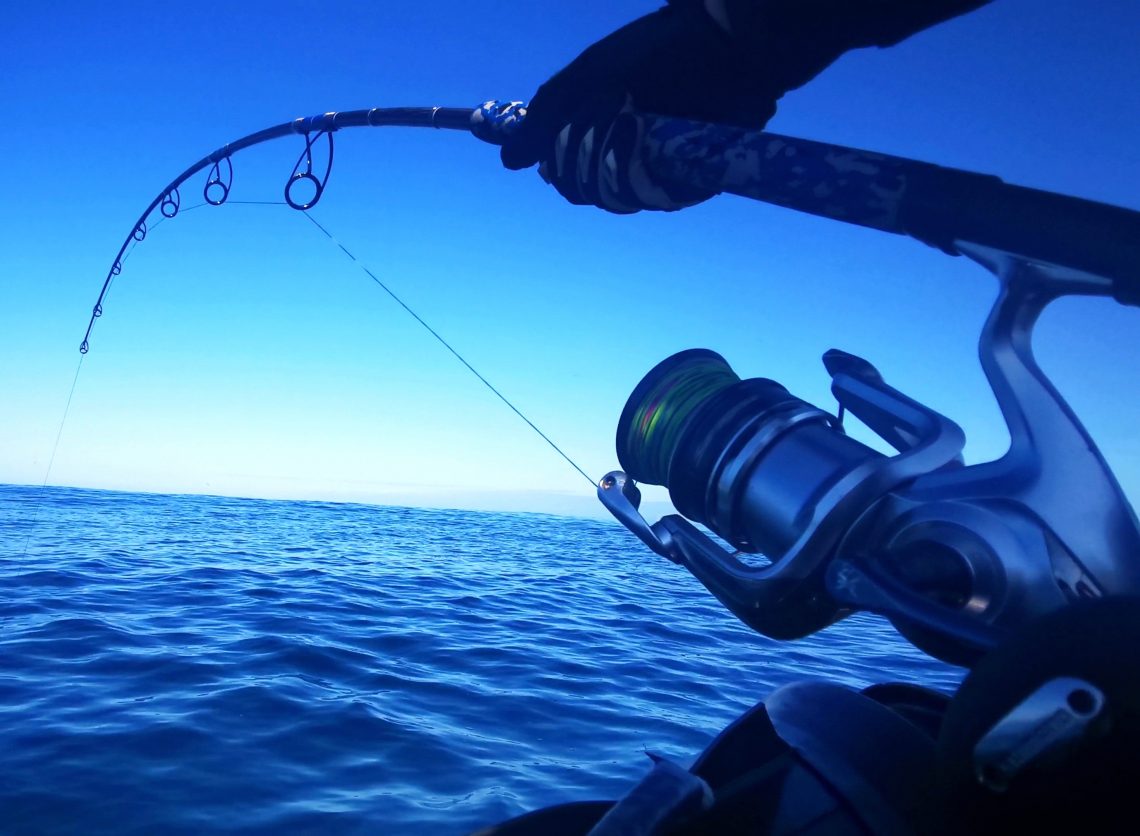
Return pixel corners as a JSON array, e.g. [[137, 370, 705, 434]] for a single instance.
[[600, 241, 1140, 667]]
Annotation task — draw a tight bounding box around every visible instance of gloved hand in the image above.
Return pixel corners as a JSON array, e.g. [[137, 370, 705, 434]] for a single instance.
[[500, 1, 778, 214]]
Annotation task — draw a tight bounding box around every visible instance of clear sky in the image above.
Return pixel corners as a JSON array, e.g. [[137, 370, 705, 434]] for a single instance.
[[2, 1, 1138, 518]]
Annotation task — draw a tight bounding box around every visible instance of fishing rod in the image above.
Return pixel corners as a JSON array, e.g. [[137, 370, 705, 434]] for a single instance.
[[637, 115, 1140, 306], [79, 103, 521, 354], [84, 98, 1140, 815], [83, 97, 1140, 665], [82, 100, 1140, 354]]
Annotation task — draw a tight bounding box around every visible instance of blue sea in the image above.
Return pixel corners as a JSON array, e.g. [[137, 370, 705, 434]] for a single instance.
[[1, 484, 960, 834]]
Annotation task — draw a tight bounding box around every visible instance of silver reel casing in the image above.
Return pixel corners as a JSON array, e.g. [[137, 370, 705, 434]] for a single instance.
[[601, 243, 1140, 667]]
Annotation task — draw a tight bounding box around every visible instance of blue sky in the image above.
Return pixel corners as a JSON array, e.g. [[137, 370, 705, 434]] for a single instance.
[[2, 0, 1137, 518]]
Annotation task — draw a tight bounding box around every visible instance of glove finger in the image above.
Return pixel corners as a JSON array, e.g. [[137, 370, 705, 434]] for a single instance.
[[545, 122, 585, 204], [600, 111, 715, 212], [546, 120, 599, 207], [598, 113, 646, 210], [536, 124, 635, 216], [540, 91, 629, 207], [585, 100, 641, 214], [572, 123, 606, 207], [578, 124, 640, 215]]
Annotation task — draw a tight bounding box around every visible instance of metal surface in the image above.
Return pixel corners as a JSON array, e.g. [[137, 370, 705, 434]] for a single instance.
[[973, 677, 1106, 792], [872, 244, 1140, 651], [599, 235, 1139, 662], [597, 472, 673, 560]]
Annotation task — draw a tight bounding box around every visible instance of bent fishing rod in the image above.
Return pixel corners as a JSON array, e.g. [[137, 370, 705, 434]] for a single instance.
[[84, 99, 1140, 674], [82, 100, 1140, 354]]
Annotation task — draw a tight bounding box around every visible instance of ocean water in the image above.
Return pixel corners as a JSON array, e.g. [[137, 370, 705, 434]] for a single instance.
[[0, 484, 960, 834]]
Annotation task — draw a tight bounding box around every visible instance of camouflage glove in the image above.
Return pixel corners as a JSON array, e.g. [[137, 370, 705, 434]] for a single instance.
[[500, 1, 777, 214]]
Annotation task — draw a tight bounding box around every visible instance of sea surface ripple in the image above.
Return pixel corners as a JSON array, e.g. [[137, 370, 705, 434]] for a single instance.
[[0, 485, 959, 834]]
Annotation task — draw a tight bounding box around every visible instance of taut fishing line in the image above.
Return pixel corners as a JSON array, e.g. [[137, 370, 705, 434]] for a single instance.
[[19, 358, 87, 559], [297, 211, 596, 486], [36, 102, 590, 528], [21, 200, 291, 558]]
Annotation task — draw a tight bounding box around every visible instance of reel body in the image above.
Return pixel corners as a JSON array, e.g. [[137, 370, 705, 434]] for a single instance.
[[601, 244, 1140, 667]]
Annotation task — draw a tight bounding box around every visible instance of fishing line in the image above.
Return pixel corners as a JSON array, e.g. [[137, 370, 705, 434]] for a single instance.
[[74, 103, 594, 489], [22, 201, 291, 557], [299, 211, 597, 488], [98, 201, 289, 309], [90, 201, 288, 346], [18, 357, 87, 559]]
